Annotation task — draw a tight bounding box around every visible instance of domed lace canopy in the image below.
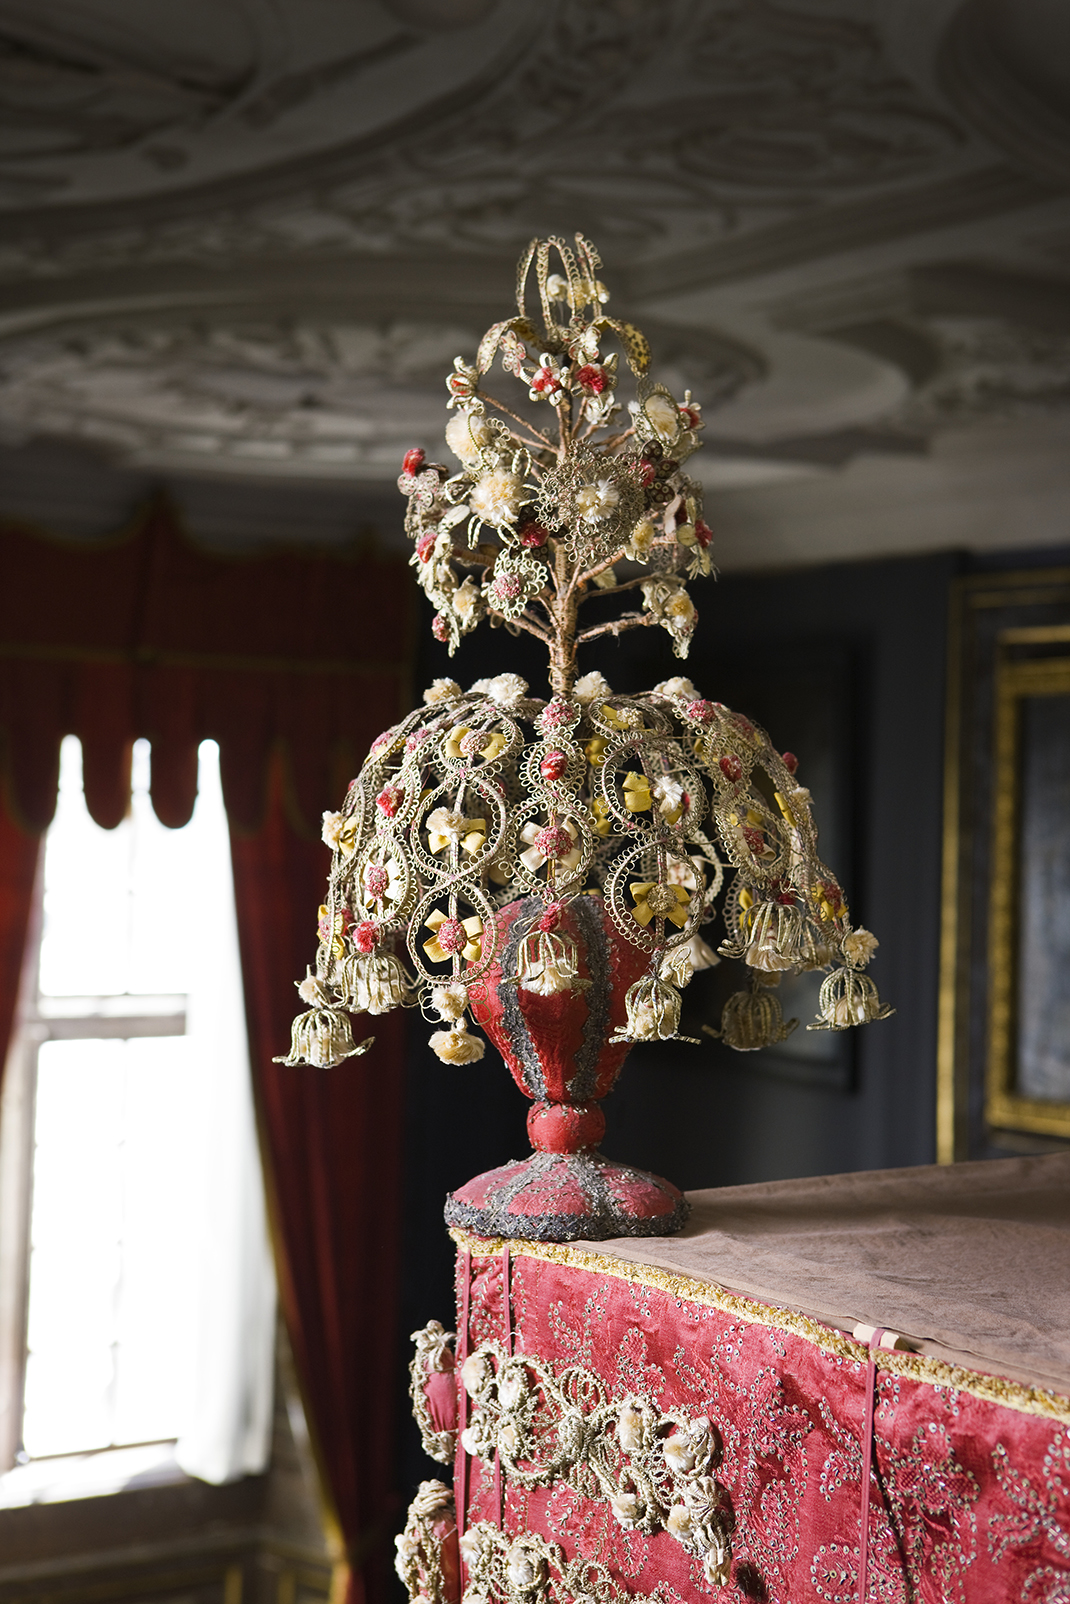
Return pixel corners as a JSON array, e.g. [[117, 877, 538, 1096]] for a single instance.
[[278, 235, 891, 1070]]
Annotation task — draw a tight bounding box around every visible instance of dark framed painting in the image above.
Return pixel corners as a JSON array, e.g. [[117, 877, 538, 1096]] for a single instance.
[[987, 644, 1070, 1137], [940, 570, 1070, 1160]]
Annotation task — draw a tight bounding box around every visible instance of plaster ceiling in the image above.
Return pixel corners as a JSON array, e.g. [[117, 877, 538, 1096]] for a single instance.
[[0, 0, 1068, 566]]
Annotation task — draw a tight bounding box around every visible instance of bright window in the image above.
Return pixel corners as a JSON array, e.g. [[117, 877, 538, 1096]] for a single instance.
[[0, 737, 276, 1503]]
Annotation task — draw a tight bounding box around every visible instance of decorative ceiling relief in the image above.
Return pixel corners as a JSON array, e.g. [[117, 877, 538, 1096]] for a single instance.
[[769, 260, 1070, 437], [0, 0, 982, 280], [0, 311, 761, 478], [0, 0, 1069, 519], [0, 0, 529, 210]]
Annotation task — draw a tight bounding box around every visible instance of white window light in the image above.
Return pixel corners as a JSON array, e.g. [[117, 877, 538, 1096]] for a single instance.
[[0, 737, 276, 1505]]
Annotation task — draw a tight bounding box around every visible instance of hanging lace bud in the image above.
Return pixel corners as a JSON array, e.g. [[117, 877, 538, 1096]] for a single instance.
[[795, 919, 837, 972], [659, 931, 721, 989], [809, 968, 894, 1031], [429, 1019, 486, 1064], [706, 987, 798, 1052], [516, 928, 589, 995], [612, 974, 696, 1043], [274, 973, 374, 1067], [337, 949, 413, 1014], [364, 952, 414, 1014], [740, 899, 804, 972], [501, 904, 590, 996]]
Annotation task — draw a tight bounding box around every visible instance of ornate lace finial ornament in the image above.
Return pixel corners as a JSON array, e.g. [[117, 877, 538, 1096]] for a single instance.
[[279, 234, 893, 1241]]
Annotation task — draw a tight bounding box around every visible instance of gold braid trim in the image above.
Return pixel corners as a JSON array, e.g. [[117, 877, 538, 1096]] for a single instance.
[[450, 1229, 1070, 1427]]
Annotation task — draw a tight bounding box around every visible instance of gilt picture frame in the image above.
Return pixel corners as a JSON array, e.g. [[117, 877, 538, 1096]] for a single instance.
[[987, 644, 1070, 1138], [939, 569, 1070, 1161]]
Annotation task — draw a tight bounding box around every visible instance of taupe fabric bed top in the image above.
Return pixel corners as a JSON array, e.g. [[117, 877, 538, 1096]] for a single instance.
[[584, 1153, 1070, 1395]]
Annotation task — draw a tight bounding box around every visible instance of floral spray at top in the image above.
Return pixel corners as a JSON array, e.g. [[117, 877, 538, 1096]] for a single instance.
[[279, 235, 892, 1241]]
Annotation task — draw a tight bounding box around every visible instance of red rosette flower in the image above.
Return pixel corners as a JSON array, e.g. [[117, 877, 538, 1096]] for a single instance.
[[574, 363, 608, 394]]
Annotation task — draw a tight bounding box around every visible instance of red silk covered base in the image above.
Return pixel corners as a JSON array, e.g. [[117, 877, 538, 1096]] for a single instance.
[[404, 1223, 1070, 1604], [442, 1150, 689, 1242]]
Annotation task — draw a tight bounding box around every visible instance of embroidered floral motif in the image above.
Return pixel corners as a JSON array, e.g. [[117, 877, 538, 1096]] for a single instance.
[[456, 1339, 731, 1587], [410, 1320, 458, 1465], [990, 1431, 1070, 1602], [396, 1480, 458, 1604], [459, 1522, 660, 1604]]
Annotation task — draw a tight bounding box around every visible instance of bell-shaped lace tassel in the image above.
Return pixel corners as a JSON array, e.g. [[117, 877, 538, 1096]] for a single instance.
[[337, 950, 413, 1015], [273, 973, 374, 1067], [429, 1019, 485, 1064], [706, 987, 798, 1052], [741, 899, 804, 972], [612, 974, 697, 1043], [809, 967, 895, 1031], [794, 919, 836, 972], [513, 928, 590, 996]]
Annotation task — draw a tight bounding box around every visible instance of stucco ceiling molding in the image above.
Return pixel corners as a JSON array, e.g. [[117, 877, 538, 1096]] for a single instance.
[[0, 0, 984, 294], [0, 306, 762, 482], [767, 258, 1070, 431], [939, 0, 1070, 188]]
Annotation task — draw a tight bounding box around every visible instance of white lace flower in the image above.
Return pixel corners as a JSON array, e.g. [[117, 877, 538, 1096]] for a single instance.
[[321, 810, 345, 850], [573, 670, 611, 703], [653, 777, 686, 819], [617, 1403, 646, 1453], [644, 392, 682, 441], [667, 1504, 693, 1538], [426, 807, 468, 841], [666, 589, 696, 628], [663, 1416, 713, 1475], [610, 1491, 643, 1529], [575, 478, 620, 521], [506, 1548, 544, 1590], [484, 672, 528, 706], [432, 981, 468, 1021], [423, 678, 462, 705], [469, 468, 525, 528], [453, 576, 481, 621], [546, 273, 568, 301], [411, 1478, 452, 1517], [627, 515, 656, 560], [458, 1530, 482, 1566], [445, 408, 495, 465], [663, 1430, 698, 1474], [460, 1352, 491, 1398], [497, 1370, 525, 1410], [843, 928, 879, 967], [655, 676, 697, 701]]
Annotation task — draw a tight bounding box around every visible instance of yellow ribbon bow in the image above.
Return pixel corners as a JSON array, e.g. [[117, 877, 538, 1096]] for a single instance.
[[622, 772, 652, 813], [444, 725, 508, 763], [629, 882, 691, 929], [423, 909, 484, 964]]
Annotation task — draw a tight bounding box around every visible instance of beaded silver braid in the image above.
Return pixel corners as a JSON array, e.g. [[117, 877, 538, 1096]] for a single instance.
[[278, 235, 892, 1069]]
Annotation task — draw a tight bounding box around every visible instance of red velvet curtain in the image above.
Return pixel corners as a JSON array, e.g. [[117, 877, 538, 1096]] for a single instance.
[[231, 760, 406, 1604], [0, 501, 413, 1604]]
